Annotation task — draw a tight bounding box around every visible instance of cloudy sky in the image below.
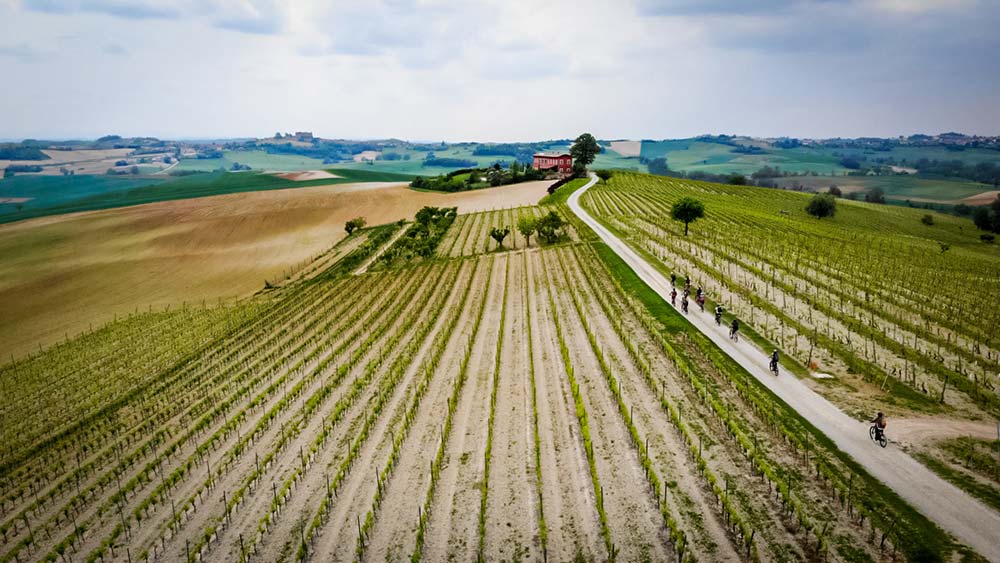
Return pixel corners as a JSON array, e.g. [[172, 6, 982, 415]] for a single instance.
[[1, 0, 998, 141]]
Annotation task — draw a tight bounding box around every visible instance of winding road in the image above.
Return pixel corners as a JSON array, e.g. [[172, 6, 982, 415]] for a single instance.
[[568, 173, 1000, 562]]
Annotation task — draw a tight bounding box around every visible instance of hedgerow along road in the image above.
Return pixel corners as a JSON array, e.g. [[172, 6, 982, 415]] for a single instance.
[[568, 173, 1000, 562]]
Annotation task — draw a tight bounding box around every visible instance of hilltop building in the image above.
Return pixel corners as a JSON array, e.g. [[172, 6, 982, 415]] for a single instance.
[[532, 152, 573, 175]]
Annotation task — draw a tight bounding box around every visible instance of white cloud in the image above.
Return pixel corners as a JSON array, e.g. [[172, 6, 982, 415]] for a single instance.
[[1, 0, 998, 140]]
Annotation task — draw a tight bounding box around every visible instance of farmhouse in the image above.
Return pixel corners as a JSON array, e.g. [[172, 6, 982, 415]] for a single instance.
[[533, 152, 573, 175]]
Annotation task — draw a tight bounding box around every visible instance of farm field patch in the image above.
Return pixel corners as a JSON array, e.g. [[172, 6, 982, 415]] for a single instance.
[[775, 175, 993, 203], [0, 179, 550, 360]]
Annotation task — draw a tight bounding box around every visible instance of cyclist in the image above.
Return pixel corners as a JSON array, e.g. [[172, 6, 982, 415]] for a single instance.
[[671, 273, 676, 287], [681, 296, 689, 314], [670, 288, 677, 306], [769, 349, 780, 375], [697, 294, 706, 312], [729, 318, 739, 341], [870, 412, 887, 441], [714, 305, 724, 325]]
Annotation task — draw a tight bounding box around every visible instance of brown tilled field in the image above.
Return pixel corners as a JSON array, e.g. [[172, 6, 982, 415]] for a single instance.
[[0, 180, 549, 359]]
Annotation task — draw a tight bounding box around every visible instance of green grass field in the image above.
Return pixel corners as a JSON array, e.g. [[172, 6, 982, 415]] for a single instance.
[[776, 175, 993, 202], [171, 150, 329, 172]]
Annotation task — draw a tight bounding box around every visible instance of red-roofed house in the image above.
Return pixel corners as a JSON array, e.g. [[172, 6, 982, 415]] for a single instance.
[[533, 152, 573, 175]]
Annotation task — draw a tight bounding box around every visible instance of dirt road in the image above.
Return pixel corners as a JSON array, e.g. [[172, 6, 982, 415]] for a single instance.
[[569, 174, 1000, 562]]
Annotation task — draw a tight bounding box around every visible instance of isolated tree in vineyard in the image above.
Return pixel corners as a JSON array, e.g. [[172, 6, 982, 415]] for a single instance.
[[570, 133, 600, 167], [345, 217, 367, 235], [489, 226, 510, 250], [806, 193, 836, 219], [517, 215, 538, 247], [671, 197, 705, 236], [537, 211, 565, 243], [828, 185, 842, 197], [595, 169, 613, 183]]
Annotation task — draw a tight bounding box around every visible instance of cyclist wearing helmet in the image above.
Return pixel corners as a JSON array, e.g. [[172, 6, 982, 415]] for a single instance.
[[871, 412, 887, 441]]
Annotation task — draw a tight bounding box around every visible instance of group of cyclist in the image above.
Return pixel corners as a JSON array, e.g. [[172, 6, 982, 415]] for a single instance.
[[668, 271, 888, 447]]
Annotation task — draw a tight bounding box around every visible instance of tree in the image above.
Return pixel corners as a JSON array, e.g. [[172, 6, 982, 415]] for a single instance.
[[517, 215, 538, 247], [570, 133, 600, 167], [827, 185, 842, 197], [345, 217, 367, 235], [727, 174, 747, 185], [806, 193, 837, 219], [487, 167, 505, 186], [971, 196, 1000, 233], [671, 197, 705, 236], [537, 211, 565, 243], [865, 188, 886, 204], [921, 214, 934, 226], [489, 226, 510, 250], [572, 160, 587, 178], [595, 169, 613, 182]]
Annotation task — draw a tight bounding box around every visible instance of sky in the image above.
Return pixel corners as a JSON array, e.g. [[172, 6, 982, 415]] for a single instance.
[[1, 0, 998, 142]]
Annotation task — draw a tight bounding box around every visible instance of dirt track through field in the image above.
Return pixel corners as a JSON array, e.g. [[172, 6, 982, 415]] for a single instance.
[[570, 173, 1000, 562]]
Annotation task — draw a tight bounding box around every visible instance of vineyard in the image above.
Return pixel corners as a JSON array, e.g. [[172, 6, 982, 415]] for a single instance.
[[583, 173, 1000, 415], [0, 194, 971, 562]]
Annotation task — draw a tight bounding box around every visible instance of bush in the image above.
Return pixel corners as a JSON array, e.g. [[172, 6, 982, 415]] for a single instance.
[[921, 214, 934, 226], [827, 185, 842, 197], [345, 217, 367, 235], [981, 233, 995, 243], [806, 193, 837, 219], [839, 156, 862, 169], [865, 188, 886, 204], [595, 169, 613, 182]]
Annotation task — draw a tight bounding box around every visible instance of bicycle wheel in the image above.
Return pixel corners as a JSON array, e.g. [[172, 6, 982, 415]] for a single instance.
[[869, 426, 877, 442], [878, 435, 887, 448]]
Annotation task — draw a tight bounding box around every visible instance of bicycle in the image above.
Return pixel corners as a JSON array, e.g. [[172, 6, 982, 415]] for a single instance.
[[769, 359, 779, 377], [869, 425, 887, 448]]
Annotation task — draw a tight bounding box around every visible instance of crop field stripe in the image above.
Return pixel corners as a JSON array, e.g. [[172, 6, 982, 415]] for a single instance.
[[541, 254, 615, 559], [1, 276, 345, 472], [103, 266, 428, 560], [182, 262, 458, 562], [554, 247, 692, 560], [236, 261, 463, 562], [297, 259, 477, 561], [477, 255, 510, 560], [382, 256, 493, 562], [0, 276, 375, 556], [523, 250, 548, 557], [80, 266, 429, 563], [0, 280, 372, 560]]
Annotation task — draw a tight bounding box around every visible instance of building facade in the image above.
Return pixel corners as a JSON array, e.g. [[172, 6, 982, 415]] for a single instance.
[[532, 153, 573, 175]]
